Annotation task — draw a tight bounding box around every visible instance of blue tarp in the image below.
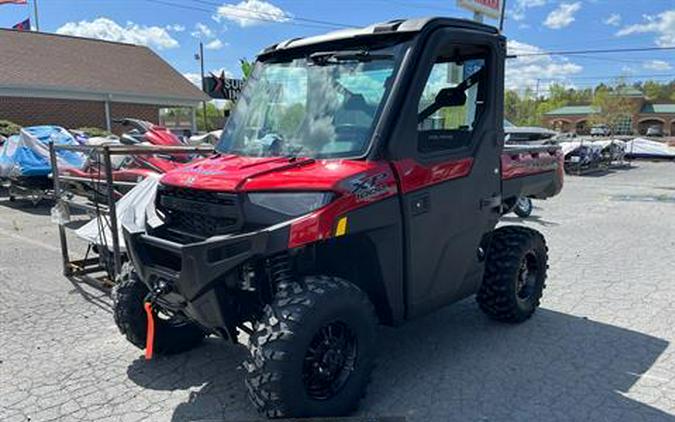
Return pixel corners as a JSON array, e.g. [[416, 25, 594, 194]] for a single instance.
[[0, 126, 85, 178]]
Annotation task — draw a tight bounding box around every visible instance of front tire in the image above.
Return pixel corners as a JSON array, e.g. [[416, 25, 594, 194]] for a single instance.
[[477, 226, 548, 323], [245, 276, 378, 419], [112, 262, 205, 355]]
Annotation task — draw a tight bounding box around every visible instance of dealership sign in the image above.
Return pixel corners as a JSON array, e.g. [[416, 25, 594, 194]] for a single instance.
[[457, 0, 503, 19], [203, 71, 244, 100]]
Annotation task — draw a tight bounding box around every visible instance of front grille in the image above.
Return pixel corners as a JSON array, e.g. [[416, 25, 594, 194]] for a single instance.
[[156, 185, 243, 238]]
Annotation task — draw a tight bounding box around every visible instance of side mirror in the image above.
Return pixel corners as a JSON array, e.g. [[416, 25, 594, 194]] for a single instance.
[[435, 87, 467, 108], [417, 86, 467, 123]]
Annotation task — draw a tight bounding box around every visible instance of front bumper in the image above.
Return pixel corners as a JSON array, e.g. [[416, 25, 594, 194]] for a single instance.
[[123, 220, 291, 330]]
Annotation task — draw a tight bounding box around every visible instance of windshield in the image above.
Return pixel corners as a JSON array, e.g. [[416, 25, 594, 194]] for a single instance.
[[216, 44, 407, 159]]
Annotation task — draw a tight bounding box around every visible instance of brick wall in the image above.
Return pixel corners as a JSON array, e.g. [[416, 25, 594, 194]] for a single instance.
[[0, 97, 159, 135], [0, 96, 106, 129], [543, 114, 675, 135]]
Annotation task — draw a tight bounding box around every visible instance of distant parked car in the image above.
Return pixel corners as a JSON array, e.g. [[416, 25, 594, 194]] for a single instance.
[[646, 126, 664, 137], [590, 125, 611, 137]]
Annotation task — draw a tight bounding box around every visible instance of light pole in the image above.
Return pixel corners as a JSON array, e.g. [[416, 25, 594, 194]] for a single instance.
[[33, 0, 40, 31], [499, 0, 507, 31], [195, 42, 208, 132]]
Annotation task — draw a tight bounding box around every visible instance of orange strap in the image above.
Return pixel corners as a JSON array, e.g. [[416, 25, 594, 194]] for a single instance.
[[143, 302, 155, 360]]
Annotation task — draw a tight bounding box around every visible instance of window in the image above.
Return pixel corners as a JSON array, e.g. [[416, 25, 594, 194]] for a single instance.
[[417, 57, 486, 153], [216, 44, 406, 159]]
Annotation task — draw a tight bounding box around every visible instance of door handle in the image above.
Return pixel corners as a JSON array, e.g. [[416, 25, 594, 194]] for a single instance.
[[480, 195, 502, 210], [410, 193, 430, 216]]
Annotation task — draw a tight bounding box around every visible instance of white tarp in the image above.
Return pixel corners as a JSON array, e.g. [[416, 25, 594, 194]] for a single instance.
[[559, 141, 582, 156], [591, 139, 626, 150], [75, 174, 161, 252], [188, 130, 222, 146], [624, 138, 675, 158]]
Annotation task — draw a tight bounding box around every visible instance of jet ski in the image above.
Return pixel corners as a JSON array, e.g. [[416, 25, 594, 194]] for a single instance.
[[58, 119, 194, 202], [0, 126, 85, 204]]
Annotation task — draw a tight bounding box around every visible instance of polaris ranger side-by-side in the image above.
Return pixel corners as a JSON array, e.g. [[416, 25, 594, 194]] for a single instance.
[[113, 17, 563, 418]]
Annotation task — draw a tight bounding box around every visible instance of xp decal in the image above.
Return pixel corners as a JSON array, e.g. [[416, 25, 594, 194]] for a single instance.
[[349, 172, 390, 201]]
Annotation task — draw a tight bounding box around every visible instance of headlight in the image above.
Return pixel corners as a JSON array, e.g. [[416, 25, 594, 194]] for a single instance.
[[248, 192, 334, 216]]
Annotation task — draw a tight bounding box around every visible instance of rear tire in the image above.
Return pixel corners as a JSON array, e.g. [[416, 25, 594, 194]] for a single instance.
[[112, 262, 205, 355], [244, 276, 377, 419], [477, 226, 548, 323], [513, 197, 533, 218]]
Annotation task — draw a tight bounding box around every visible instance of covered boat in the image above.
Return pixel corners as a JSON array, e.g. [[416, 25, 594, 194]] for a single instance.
[[0, 126, 86, 201], [624, 138, 675, 159]]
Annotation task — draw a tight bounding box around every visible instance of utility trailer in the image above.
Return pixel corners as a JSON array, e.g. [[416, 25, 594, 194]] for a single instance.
[[111, 17, 564, 418]]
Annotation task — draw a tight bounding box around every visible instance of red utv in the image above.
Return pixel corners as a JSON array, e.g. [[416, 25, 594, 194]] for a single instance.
[[113, 18, 563, 418]]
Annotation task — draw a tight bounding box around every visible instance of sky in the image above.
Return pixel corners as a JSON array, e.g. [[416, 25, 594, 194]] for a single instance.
[[1, 0, 674, 97]]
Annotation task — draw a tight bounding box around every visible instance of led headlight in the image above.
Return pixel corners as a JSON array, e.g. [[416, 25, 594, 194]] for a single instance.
[[248, 192, 334, 216]]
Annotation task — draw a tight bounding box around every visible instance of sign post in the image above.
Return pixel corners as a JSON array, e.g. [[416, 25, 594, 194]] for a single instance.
[[456, 0, 505, 28], [33, 0, 39, 31]]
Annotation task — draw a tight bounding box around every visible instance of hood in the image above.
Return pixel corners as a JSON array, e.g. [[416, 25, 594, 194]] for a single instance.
[[160, 154, 377, 192]]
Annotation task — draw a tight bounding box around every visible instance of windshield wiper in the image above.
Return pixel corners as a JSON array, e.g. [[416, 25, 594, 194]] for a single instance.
[[309, 50, 393, 65]]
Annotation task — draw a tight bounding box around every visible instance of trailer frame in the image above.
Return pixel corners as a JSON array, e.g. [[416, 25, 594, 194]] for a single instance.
[[49, 143, 213, 287]]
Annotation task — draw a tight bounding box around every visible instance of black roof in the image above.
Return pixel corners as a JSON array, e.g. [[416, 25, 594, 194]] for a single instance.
[[260, 17, 499, 57]]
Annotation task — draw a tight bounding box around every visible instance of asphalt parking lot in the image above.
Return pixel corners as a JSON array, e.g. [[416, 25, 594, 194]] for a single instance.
[[1, 161, 674, 422]]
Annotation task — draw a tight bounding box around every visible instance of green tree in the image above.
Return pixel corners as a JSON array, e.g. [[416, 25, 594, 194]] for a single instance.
[[643, 81, 665, 100], [196, 103, 225, 132], [240, 58, 254, 79], [589, 85, 635, 134]]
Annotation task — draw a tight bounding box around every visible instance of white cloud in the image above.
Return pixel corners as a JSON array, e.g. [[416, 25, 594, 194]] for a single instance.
[[616, 10, 675, 47], [603, 13, 621, 27], [166, 24, 185, 32], [643, 60, 672, 71], [56, 18, 179, 49], [205, 39, 226, 50], [214, 0, 290, 27], [183, 72, 203, 87], [191, 22, 215, 39], [506, 40, 583, 94], [208, 68, 235, 78], [509, 0, 547, 22], [544, 2, 582, 29], [621, 65, 637, 75]]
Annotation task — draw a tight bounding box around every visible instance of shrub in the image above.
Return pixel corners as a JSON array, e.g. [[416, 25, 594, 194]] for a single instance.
[[74, 127, 113, 138], [0, 120, 22, 137]]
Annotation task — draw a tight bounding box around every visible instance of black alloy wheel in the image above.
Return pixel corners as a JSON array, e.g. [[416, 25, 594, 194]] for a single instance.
[[245, 276, 377, 419], [302, 320, 358, 400]]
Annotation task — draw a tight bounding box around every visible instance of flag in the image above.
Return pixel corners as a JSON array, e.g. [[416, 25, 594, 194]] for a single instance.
[[0, 0, 28, 5], [13, 18, 30, 31]]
